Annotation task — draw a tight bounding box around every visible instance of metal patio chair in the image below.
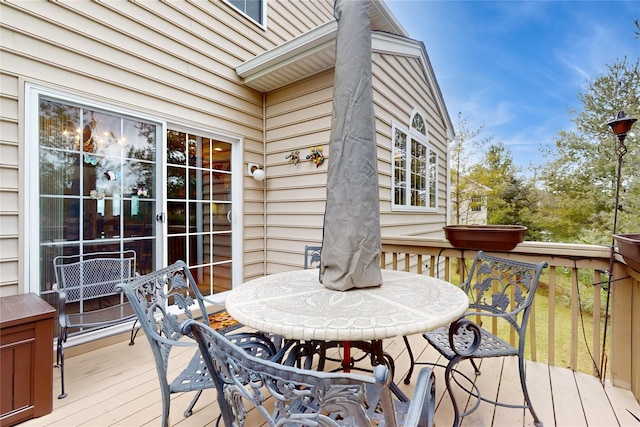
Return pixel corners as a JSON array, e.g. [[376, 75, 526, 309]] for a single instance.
[[53, 250, 138, 398], [405, 251, 548, 427], [116, 260, 277, 427], [182, 317, 437, 427]]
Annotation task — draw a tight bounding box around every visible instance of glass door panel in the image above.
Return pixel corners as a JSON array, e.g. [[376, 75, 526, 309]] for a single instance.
[[37, 98, 159, 318], [166, 131, 233, 297]]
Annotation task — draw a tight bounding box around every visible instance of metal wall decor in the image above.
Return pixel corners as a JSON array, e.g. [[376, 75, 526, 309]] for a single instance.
[[285, 146, 326, 167], [307, 146, 325, 167], [285, 150, 300, 165]]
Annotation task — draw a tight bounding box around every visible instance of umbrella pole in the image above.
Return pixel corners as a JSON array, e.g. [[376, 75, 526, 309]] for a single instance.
[[342, 342, 351, 372]]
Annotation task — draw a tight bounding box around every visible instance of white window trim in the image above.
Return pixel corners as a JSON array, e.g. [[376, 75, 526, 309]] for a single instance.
[[391, 113, 438, 213]]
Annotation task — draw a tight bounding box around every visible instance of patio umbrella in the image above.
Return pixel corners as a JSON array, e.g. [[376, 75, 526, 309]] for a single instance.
[[320, 0, 382, 291]]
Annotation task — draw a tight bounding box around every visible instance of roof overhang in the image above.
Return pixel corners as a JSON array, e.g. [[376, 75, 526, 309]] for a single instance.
[[235, 0, 453, 141], [236, 0, 407, 93]]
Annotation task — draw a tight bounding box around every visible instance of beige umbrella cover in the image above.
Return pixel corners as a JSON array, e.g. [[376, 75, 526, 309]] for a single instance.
[[320, 0, 382, 291]]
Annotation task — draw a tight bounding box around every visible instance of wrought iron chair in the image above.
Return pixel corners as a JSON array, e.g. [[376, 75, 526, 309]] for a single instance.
[[53, 250, 138, 398], [304, 244, 323, 269], [405, 251, 548, 427], [181, 317, 437, 427], [116, 260, 277, 427]]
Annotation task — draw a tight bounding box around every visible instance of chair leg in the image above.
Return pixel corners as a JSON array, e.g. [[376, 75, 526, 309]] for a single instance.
[[445, 355, 464, 427], [470, 358, 481, 376], [184, 389, 203, 418], [403, 335, 415, 384], [160, 385, 171, 427], [519, 355, 543, 427], [129, 320, 139, 346], [317, 341, 327, 372], [56, 331, 67, 399]]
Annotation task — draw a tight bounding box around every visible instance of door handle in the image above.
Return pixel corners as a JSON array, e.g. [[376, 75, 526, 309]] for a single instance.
[[156, 213, 166, 223], [227, 210, 232, 223]]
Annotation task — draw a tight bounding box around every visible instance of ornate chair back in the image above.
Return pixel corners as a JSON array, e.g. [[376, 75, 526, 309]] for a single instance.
[[424, 250, 548, 427], [116, 260, 275, 427], [182, 318, 437, 427]]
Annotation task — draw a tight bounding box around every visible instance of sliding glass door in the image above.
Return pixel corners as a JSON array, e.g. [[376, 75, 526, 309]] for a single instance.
[[29, 87, 241, 325]]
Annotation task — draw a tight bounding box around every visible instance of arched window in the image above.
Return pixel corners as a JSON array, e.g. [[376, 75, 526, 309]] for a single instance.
[[392, 110, 437, 210]]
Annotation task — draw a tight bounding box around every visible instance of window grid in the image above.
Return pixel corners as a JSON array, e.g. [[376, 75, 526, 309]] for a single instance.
[[392, 111, 437, 211]]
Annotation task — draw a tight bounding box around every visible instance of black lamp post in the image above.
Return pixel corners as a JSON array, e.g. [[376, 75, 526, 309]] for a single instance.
[[607, 111, 637, 245], [600, 110, 636, 382]]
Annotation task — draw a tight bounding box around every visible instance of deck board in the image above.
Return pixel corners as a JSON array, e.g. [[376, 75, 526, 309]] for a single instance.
[[18, 332, 640, 427], [575, 371, 619, 426], [523, 361, 553, 426], [549, 364, 587, 426]]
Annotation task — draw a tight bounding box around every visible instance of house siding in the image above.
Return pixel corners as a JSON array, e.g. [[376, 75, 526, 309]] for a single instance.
[[0, 73, 20, 296], [263, 70, 333, 273], [263, 48, 449, 273], [0, 0, 335, 294]]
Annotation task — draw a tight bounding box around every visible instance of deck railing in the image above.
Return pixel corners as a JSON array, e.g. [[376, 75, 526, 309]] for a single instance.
[[380, 236, 640, 403]]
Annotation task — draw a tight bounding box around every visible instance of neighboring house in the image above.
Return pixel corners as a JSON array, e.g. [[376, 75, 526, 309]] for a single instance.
[[450, 174, 490, 225], [0, 0, 453, 316]]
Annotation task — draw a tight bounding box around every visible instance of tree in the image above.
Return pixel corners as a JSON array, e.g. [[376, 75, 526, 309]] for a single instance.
[[449, 112, 492, 224], [539, 58, 640, 243], [467, 142, 542, 239]]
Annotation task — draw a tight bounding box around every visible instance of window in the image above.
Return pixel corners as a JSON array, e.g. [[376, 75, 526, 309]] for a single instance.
[[33, 95, 160, 302], [227, 0, 264, 25], [470, 194, 484, 212], [166, 130, 234, 296], [392, 111, 437, 210]]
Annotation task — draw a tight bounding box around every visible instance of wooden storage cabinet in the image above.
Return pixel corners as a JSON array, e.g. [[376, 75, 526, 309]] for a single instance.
[[0, 294, 55, 427]]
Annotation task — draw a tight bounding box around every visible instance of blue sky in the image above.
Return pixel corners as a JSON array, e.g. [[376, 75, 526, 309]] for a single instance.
[[385, 0, 639, 174]]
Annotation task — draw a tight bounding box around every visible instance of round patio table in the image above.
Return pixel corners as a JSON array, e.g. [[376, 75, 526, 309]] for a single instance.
[[225, 269, 468, 342]]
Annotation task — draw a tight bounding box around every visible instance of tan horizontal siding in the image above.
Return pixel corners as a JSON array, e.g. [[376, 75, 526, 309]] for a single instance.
[[267, 0, 334, 45], [264, 71, 333, 274], [0, 258, 19, 296], [0, 72, 19, 294]]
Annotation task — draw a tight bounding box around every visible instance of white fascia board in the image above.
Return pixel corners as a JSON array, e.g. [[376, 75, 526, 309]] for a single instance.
[[236, 20, 337, 79], [373, 0, 409, 37]]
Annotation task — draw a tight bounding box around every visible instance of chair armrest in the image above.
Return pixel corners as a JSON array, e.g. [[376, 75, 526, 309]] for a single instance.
[[404, 367, 436, 427], [448, 317, 482, 357], [53, 285, 69, 328], [202, 294, 227, 306]]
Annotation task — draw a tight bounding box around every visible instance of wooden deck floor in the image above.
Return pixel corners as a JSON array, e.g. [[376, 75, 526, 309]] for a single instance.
[[20, 331, 640, 427]]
